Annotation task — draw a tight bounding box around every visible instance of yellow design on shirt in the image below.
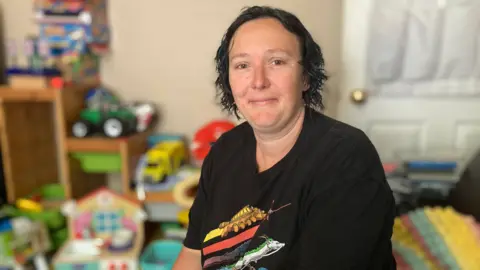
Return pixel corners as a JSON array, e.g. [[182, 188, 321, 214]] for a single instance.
[[204, 228, 222, 242]]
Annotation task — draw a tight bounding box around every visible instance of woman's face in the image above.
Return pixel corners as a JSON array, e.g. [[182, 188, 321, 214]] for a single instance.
[[228, 18, 306, 134]]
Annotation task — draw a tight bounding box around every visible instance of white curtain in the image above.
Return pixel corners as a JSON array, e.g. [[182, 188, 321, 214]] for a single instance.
[[367, 0, 480, 96]]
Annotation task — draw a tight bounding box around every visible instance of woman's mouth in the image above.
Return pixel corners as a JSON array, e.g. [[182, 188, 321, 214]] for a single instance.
[[249, 98, 277, 106]]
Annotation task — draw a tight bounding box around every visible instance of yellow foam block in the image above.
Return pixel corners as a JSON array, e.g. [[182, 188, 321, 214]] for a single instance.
[[425, 207, 480, 269], [393, 217, 436, 269]]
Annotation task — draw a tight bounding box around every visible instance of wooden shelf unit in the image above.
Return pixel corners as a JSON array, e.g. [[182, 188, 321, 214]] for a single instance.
[[0, 85, 175, 204], [0, 84, 104, 202], [64, 132, 176, 203], [64, 123, 175, 203], [63, 130, 153, 200]]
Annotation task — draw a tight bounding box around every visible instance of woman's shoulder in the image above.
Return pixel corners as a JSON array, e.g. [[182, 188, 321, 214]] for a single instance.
[[303, 109, 383, 173], [305, 108, 375, 152], [198, 121, 252, 187], [303, 111, 389, 199]]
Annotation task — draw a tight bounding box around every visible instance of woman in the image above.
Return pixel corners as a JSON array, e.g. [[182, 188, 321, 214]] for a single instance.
[[173, 6, 396, 270]]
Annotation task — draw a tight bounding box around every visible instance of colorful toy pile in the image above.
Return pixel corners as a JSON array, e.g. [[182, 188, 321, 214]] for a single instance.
[[134, 120, 236, 192], [0, 184, 67, 269], [6, 0, 110, 87], [393, 207, 480, 269]]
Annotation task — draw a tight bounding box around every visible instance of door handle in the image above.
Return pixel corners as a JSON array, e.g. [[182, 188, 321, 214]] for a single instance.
[[350, 89, 368, 104]]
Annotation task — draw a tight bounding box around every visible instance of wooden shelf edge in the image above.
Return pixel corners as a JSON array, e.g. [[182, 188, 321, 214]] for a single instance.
[[0, 83, 100, 103], [128, 190, 175, 203], [66, 137, 122, 152], [0, 87, 56, 101], [66, 131, 153, 153]]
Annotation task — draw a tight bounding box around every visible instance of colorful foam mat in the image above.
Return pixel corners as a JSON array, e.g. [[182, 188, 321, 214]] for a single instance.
[[393, 207, 480, 270]]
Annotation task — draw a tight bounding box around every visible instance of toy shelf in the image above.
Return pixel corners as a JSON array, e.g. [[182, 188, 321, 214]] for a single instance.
[[0, 84, 103, 203], [64, 130, 154, 199], [66, 131, 180, 204], [0, 84, 178, 205]]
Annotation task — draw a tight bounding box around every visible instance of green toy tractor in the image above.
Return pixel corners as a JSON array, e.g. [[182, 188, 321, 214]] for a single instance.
[[71, 89, 156, 138], [72, 105, 137, 138]]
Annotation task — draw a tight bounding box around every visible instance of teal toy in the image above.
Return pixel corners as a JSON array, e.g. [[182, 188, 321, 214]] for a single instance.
[[140, 240, 183, 270]]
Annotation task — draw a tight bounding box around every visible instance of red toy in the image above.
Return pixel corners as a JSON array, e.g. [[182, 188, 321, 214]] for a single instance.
[[50, 77, 64, 89], [191, 120, 236, 165]]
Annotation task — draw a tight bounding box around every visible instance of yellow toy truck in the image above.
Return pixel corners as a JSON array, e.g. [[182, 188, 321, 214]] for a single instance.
[[142, 141, 186, 183]]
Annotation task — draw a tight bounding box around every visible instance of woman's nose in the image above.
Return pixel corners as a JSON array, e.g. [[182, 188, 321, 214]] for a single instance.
[[251, 65, 270, 90]]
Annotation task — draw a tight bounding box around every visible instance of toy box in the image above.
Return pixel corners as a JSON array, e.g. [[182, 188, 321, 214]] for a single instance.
[[3, 0, 110, 86], [35, 0, 110, 54]]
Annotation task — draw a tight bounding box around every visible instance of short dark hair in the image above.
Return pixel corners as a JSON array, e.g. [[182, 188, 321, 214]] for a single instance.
[[214, 6, 328, 118]]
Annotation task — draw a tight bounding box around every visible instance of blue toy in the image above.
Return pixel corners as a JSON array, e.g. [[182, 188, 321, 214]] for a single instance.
[[38, 23, 90, 58]]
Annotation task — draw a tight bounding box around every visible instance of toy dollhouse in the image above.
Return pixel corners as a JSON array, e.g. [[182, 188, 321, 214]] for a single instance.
[[52, 187, 147, 270]]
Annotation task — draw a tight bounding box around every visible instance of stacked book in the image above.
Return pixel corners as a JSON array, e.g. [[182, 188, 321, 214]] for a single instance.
[[385, 158, 463, 212]]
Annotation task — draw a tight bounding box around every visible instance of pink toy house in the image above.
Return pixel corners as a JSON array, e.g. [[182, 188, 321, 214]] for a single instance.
[[52, 187, 147, 269]]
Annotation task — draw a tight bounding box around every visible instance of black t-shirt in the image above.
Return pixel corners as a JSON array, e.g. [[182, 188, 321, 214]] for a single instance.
[[184, 107, 396, 270]]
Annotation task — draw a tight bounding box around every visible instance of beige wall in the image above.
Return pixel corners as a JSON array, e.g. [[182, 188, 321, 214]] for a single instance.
[[0, 0, 342, 139]]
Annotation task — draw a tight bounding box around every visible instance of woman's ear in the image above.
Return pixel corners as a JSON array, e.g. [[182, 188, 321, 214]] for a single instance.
[[302, 75, 309, 92]]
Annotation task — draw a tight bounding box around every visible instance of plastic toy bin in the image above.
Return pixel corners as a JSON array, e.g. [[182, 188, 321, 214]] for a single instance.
[[72, 152, 122, 173], [140, 240, 182, 270]]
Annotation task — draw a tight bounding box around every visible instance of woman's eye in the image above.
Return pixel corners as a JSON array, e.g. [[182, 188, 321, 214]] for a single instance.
[[272, 59, 285, 65], [235, 63, 248, 69]]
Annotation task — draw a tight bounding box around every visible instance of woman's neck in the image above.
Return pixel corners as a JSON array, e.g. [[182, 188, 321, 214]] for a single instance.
[[255, 107, 305, 172]]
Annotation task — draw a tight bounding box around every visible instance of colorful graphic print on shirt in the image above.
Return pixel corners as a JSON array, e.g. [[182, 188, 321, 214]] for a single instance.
[[202, 200, 290, 269]]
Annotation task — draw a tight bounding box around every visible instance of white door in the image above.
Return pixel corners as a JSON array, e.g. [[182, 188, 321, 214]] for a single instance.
[[336, 0, 480, 163]]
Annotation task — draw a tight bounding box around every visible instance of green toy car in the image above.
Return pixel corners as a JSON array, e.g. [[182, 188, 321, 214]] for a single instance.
[[71, 88, 156, 138], [72, 106, 137, 138]]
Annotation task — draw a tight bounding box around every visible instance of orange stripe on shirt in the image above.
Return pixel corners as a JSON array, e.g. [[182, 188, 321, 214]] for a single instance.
[[203, 225, 259, 256]]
